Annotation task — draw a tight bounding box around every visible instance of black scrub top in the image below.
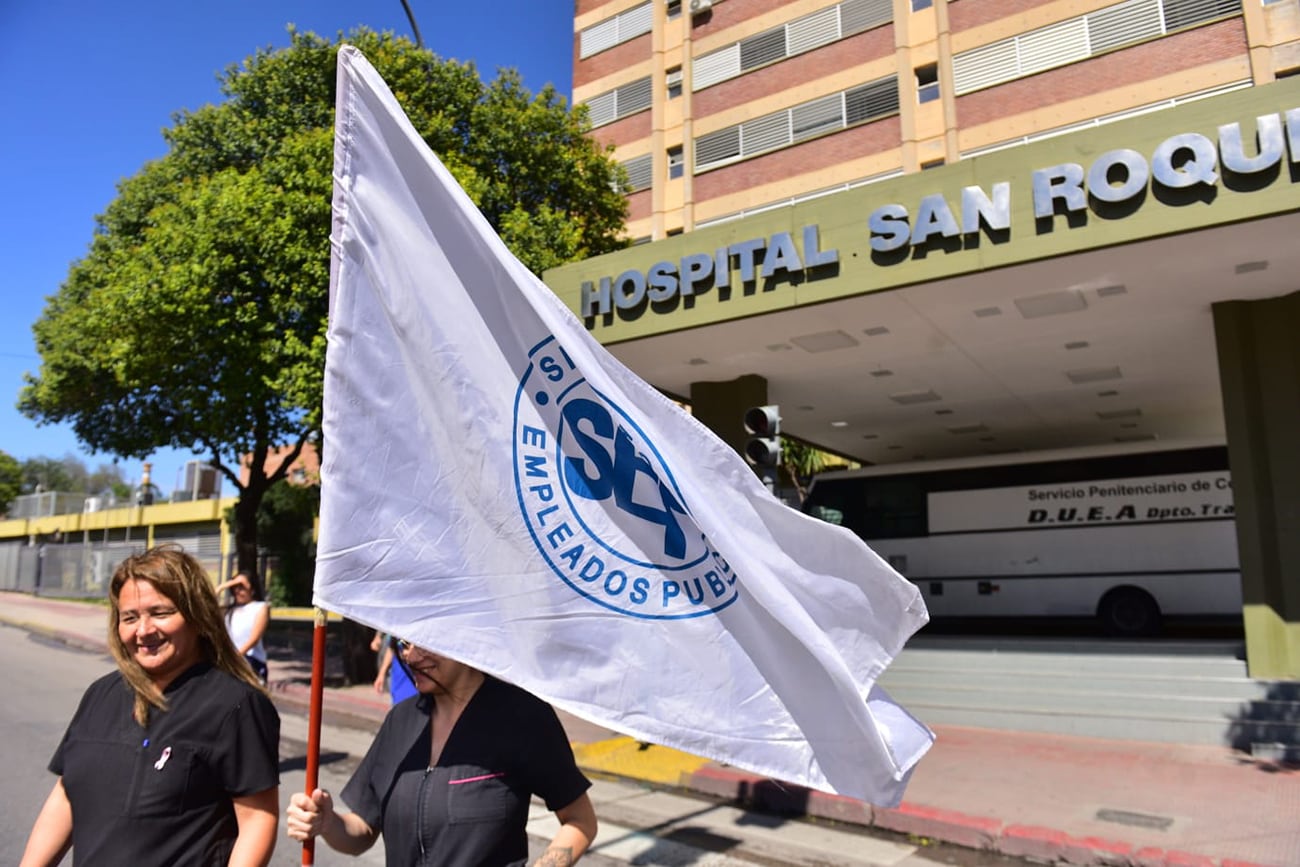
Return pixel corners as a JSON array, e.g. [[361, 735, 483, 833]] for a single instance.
[[341, 676, 590, 867], [49, 663, 280, 866]]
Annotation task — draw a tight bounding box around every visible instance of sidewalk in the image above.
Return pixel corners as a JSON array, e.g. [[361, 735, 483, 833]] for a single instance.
[[2, 591, 1296, 867]]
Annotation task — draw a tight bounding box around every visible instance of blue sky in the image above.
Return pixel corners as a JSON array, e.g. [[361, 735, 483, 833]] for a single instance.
[[0, 0, 572, 497]]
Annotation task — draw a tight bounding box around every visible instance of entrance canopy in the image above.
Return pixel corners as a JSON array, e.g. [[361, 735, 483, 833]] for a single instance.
[[605, 212, 1299, 463]]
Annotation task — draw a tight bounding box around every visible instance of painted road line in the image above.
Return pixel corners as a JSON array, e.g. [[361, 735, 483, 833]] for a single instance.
[[572, 737, 712, 786]]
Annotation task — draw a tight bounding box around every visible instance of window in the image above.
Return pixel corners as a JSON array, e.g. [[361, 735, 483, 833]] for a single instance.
[[694, 75, 900, 172], [582, 75, 654, 128], [579, 2, 653, 59], [912, 0, 933, 9], [666, 67, 683, 99], [952, 0, 1243, 95], [667, 146, 685, 179], [666, 0, 682, 18], [692, 0, 893, 91], [621, 154, 654, 192], [916, 63, 939, 103]]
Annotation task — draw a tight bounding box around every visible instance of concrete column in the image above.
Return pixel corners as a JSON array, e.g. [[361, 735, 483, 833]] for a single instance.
[[689, 374, 768, 458], [1212, 290, 1300, 679]]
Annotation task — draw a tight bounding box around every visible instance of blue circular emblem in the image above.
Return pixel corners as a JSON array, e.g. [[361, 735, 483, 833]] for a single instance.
[[512, 338, 739, 619]]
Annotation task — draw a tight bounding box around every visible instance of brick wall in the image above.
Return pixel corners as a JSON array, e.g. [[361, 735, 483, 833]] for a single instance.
[[689, 0, 796, 37], [948, 0, 1057, 32], [626, 188, 652, 222], [589, 109, 654, 149]]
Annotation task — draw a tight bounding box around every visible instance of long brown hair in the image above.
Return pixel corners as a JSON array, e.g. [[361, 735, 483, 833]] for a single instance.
[[109, 545, 265, 724]]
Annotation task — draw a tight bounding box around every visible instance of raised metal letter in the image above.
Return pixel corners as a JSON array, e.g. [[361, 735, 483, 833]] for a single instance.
[[1151, 133, 1218, 189], [1087, 149, 1148, 204], [1032, 164, 1086, 218], [1219, 115, 1284, 174]]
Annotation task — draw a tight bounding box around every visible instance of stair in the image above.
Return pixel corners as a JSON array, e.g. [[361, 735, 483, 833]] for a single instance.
[[878, 636, 1300, 756]]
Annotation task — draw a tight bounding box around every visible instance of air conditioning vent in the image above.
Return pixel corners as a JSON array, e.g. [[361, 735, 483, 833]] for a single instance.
[[689, 0, 714, 15]]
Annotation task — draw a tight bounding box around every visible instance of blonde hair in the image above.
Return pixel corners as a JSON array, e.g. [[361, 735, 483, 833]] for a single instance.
[[109, 545, 265, 724]]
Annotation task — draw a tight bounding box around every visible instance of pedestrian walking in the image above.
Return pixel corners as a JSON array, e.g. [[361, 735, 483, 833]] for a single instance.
[[371, 631, 417, 704], [286, 639, 596, 867]]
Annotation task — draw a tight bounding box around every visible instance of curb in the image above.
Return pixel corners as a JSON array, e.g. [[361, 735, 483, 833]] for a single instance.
[[0, 614, 109, 657]]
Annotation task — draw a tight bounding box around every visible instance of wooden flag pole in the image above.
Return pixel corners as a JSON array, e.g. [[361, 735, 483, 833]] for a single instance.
[[302, 607, 328, 866]]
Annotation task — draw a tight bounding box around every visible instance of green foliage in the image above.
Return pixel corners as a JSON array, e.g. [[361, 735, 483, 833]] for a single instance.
[[256, 480, 320, 606], [0, 451, 21, 515], [780, 439, 855, 503], [15, 454, 131, 499], [19, 27, 629, 572]]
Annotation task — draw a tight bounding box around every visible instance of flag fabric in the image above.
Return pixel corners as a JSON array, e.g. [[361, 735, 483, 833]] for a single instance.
[[317, 45, 933, 806]]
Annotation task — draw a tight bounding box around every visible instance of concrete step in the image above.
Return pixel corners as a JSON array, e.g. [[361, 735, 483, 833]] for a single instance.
[[901, 701, 1299, 745], [882, 640, 1298, 747], [879, 681, 1298, 724]]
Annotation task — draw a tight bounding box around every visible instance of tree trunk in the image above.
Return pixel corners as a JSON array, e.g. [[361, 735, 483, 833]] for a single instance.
[[232, 488, 266, 596]]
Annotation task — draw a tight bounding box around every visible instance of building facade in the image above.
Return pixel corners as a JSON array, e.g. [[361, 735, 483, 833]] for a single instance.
[[574, 0, 1298, 240], [552, 0, 1300, 677]]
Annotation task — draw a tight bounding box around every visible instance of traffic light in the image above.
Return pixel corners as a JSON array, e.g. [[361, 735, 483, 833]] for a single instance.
[[743, 404, 781, 468]]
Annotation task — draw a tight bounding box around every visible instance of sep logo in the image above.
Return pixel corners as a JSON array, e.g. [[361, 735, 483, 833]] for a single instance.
[[512, 337, 739, 619]]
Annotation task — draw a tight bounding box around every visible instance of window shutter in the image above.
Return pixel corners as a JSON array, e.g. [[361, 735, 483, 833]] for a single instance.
[[693, 44, 741, 90], [791, 93, 845, 141], [953, 39, 1020, 94], [620, 2, 653, 40], [622, 154, 653, 191], [585, 91, 617, 127], [1017, 17, 1091, 77], [787, 6, 842, 57], [1088, 0, 1163, 53], [742, 113, 793, 156], [845, 77, 899, 124], [840, 0, 893, 36], [1161, 0, 1241, 31], [740, 28, 787, 71], [695, 127, 742, 169], [580, 18, 620, 59], [617, 76, 653, 116]]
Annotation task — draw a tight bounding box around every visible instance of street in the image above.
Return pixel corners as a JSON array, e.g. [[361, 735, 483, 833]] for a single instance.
[[0, 623, 1026, 867]]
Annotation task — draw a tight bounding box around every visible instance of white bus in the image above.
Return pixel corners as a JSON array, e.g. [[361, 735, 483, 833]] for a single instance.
[[802, 441, 1240, 636]]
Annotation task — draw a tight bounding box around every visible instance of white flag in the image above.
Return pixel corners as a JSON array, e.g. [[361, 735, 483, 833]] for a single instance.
[[317, 45, 933, 806]]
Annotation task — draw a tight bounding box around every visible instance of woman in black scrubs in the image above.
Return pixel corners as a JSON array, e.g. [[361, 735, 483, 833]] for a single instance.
[[20, 546, 281, 866], [286, 641, 597, 867]]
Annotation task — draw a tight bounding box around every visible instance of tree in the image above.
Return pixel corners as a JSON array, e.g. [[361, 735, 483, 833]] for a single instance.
[[251, 479, 320, 606], [20, 29, 629, 585], [18, 456, 76, 495], [0, 451, 20, 516], [781, 439, 854, 504]]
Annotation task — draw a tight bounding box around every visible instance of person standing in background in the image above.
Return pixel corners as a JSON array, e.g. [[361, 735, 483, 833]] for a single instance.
[[218, 572, 271, 687]]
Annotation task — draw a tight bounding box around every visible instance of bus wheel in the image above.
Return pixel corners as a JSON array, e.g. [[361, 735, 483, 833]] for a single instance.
[[1098, 587, 1161, 637]]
